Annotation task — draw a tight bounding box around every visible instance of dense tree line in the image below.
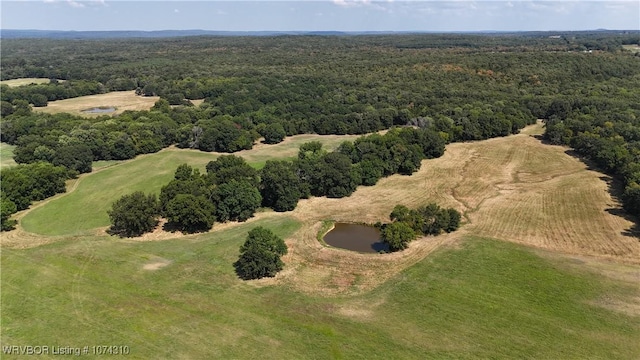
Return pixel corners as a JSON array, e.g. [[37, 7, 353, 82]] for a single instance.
[[544, 97, 640, 218], [1, 80, 107, 107], [110, 156, 262, 236], [109, 125, 449, 237], [0, 162, 70, 230], [3, 33, 639, 231]]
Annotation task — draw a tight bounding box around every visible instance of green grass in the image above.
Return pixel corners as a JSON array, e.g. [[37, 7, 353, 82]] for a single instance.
[[21, 133, 359, 236], [2, 234, 638, 359], [0, 142, 17, 168], [21, 149, 219, 236]]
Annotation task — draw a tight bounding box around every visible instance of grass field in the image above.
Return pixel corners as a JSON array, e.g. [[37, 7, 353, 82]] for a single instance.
[[3, 122, 640, 358], [19, 134, 360, 236], [2, 223, 639, 358], [0, 78, 56, 87], [20, 149, 217, 236], [623, 44, 640, 54], [0, 142, 17, 167], [34, 91, 159, 117]]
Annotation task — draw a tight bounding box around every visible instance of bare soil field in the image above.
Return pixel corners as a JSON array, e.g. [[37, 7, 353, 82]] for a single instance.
[[35, 90, 159, 117]]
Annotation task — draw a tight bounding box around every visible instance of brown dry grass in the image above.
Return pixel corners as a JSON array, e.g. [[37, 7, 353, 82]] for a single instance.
[[4, 122, 638, 296], [272, 121, 639, 294], [35, 91, 159, 117], [0, 78, 60, 87]]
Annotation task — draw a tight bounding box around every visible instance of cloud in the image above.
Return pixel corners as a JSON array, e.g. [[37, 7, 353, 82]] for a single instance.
[[43, 0, 107, 8], [67, 0, 85, 8], [174, 8, 179, 13], [333, 0, 371, 8]]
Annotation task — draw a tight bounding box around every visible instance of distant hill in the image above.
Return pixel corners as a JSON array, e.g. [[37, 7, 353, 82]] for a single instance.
[[0, 29, 358, 39], [1, 29, 638, 39]]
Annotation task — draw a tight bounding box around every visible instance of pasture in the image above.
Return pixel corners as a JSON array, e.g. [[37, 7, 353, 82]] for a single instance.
[[3, 122, 640, 358], [0, 78, 55, 87], [19, 133, 361, 237], [34, 91, 159, 117], [623, 44, 640, 53], [0, 142, 17, 167], [2, 222, 639, 358]]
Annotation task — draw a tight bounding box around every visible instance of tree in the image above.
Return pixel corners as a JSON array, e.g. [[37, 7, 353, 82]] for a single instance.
[[446, 208, 462, 232], [30, 94, 48, 107], [315, 152, 360, 198], [1, 196, 17, 231], [234, 226, 288, 280], [108, 192, 159, 237], [381, 222, 416, 252], [261, 123, 286, 144], [213, 179, 262, 222], [165, 194, 215, 233], [622, 182, 640, 217], [0, 162, 68, 211], [205, 155, 259, 187], [52, 143, 93, 174], [260, 160, 302, 212]]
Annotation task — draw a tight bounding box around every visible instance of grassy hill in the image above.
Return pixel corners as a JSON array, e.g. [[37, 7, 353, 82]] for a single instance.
[[2, 224, 639, 358], [3, 123, 640, 359]]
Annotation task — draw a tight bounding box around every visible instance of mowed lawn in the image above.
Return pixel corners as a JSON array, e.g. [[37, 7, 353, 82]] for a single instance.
[[21, 149, 218, 236], [20, 134, 361, 236], [0, 142, 17, 167], [2, 226, 639, 359]]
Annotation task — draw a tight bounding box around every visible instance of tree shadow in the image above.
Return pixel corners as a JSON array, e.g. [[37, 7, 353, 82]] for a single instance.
[[161, 221, 182, 233], [161, 220, 211, 234], [561, 151, 640, 241]]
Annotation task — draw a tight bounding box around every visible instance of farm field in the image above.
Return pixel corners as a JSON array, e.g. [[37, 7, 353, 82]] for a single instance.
[[623, 44, 640, 53], [34, 91, 159, 117], [0, 77, 55, 87], [3, 122, 640, 358], [0, 142, 17, 167]]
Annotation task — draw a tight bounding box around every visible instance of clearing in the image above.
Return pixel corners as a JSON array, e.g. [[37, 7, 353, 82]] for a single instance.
[[3, 122, 640, 358], [0, 77, 59, 87], [18, 133, 362, 237], [0, 142, 17, 167], [12, 122, 639, 294], [35, 90, 159, 117]]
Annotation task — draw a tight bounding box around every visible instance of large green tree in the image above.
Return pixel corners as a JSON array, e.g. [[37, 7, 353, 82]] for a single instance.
[[1, 196, 17, 231], [381, 222, 416, 252], [260, 160, 302, 212], [234, 226, 288, 280], [164, 194, 215, 233], [107, 191, 159, 237], [205, 155, 259, 187], [213, 179, 262, 222]]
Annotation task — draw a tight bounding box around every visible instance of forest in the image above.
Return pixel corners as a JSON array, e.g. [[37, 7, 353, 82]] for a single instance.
[[1, 32, 639, 230]]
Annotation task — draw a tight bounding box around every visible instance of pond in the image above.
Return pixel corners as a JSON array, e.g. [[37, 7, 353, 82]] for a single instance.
[[82, 107, 116, 114], [323, 223, 389, 253]]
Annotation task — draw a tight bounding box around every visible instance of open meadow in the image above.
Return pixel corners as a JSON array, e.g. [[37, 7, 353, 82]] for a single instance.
[[0, 142, 17, 167], [2, 122, 640, 358], [0, 78, 54, 87], [34, 91, 159, 117]]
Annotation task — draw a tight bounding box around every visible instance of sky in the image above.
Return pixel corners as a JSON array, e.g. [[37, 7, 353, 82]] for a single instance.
[[1, 1, 638, 32]]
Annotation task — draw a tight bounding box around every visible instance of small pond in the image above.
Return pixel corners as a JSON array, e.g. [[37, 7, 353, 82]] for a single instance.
[[82, 107, 116, 114], [323, 223, 389, 253]]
